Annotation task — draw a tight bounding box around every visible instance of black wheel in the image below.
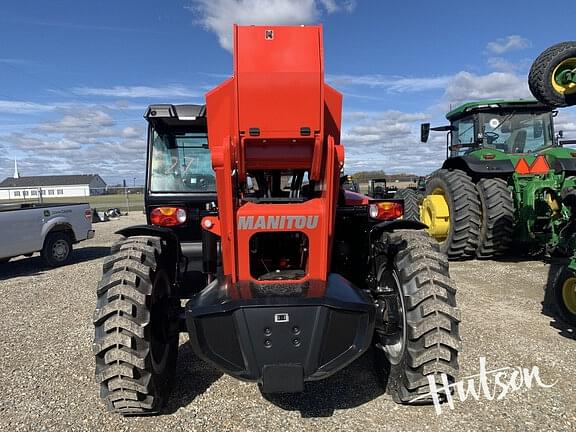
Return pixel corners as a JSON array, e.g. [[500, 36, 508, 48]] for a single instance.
[[551, 266, 576, 326], [373, 230, 460, 403], [421, 169, 481, 259], [529, 41, 576, 107], [41, 231, 72, 267], [395, 189, 420, 221], [476, 178, 514, 258], [93, 236, 180, 416]]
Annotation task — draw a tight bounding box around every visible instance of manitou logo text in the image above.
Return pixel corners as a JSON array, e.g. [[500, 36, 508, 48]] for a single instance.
[[237, 215, 319, 230]]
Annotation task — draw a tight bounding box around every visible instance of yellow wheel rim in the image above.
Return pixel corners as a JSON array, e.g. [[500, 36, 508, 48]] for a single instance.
[[420, 188, 450, 242], [561, 277, 576, 315], [552, 58, 576, 95]]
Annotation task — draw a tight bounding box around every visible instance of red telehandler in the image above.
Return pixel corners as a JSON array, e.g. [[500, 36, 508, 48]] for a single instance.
[[93, 25, 460, 416]]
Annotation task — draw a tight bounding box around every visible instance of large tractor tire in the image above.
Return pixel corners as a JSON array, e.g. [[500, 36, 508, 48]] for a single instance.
[[420, 169, 481, 259], [373, 230, 460, 403], [93, 236, 180, 416], [551, 266, 576, 326], [476, 178, 514, 258], [395, 188, 421, 221], [529, 42, 576, 108]]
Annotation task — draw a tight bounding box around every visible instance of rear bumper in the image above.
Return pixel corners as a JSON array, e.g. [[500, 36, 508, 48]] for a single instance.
[[185, 273, 375, 393]]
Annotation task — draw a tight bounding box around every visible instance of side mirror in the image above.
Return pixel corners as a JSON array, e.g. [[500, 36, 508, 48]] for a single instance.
[[421, 123, 430, 143]]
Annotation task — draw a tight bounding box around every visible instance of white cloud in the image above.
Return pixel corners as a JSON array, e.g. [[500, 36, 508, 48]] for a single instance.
[[0, 100, 55, 114], [189, 0, 355, 51], [72, 85, 201, 98], [442, 71, 530, 107], [327, 74, 452, 93], [486, 35, 530, 55]]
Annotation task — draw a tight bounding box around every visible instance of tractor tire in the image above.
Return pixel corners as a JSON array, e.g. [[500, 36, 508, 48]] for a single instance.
[[529, 41, 576, 107], [423, 169, 481, 259], [476, 178, 514, 258], [395, 188, 421, 222], [41, 231, 73, 267], [373, 230, 460, 404], [93, 236, 179, 416], [551, 265, 576, 326]]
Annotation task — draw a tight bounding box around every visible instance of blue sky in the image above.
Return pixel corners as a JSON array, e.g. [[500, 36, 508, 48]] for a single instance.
[[1, 0, 576, 184]]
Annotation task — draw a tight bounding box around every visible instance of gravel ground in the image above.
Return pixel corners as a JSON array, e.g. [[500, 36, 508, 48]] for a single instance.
[[0, 213, 575, 431]]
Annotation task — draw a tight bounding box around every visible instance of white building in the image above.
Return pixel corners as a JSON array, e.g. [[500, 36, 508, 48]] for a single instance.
[[0, 174, 107, 200]]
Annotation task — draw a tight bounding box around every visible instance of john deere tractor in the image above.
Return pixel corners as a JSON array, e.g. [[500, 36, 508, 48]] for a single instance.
[[398, 41, 576, 324], [529, 41, 576, 325], [401, 99, 576, 261]]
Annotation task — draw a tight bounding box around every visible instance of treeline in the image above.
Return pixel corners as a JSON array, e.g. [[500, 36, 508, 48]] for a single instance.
[[348, 171, 419, 183]]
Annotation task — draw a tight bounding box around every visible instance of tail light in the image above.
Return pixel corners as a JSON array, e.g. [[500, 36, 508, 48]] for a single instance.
[[369, 201, 403, 221], [84, 209, 93, 221], [151, 207, 187, 227]]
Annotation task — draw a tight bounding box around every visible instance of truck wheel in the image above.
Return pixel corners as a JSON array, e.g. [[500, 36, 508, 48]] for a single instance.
[[373, 230, 460, 403], [421, 169, 481, 259], [529, 42, 576, 107], [93, 236, 179, 416], [395, 189, 421, 221], [476, 178, 514, 258], [552, 266, 576, 325], [41, 231, 72, 267]]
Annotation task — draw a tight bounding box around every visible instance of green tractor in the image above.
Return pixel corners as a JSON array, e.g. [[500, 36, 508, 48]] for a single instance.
[[529, 41, 576, 325], [399, 41, 576, 325], [403, 99, 576, 262]]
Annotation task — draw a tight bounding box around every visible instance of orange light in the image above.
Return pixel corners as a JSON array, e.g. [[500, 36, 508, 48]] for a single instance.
[[369, 201, 403, 221], [514, 158, 531, 175], [150, 207, 187, 227], [530, 155, 549, 174]]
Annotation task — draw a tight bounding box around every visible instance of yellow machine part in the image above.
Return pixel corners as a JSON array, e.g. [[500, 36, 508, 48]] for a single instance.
[[552, 58, 576, 95], [562, 277, 576, 315], [420, 188, 450, 242]]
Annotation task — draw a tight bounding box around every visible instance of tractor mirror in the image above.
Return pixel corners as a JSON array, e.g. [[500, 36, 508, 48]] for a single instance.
[[421, 123, 430, 143]]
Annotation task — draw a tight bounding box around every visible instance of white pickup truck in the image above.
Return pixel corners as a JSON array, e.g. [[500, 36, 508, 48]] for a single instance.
[[0, 203, 95, 267]]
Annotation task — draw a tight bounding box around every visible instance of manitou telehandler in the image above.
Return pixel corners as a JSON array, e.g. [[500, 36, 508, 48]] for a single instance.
[[93, 25, 460, 416]]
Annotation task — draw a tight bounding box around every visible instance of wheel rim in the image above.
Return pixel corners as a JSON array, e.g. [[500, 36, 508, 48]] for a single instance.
[[552, 58, 576, 95], [51, 239, 69, 261], [150, 272, 173, 372], [561, 277, 576, 315], [420, 187, 450, 242], [376, 267, 406, 365]]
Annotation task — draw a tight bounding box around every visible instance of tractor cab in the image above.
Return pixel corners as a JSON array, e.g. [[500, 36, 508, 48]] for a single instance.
[[422, 100, 556, 158], [144, 104, 217, 267]]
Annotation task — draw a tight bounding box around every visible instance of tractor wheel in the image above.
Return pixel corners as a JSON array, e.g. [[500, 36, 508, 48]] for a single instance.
[[93, 236, 180, 416], [476, 178, 514, 258], [373, 230, 460, 404], [41, 231, 73, 267], [552, 266, 576, 325], [529, 42, 576, 107], [421, 169, 481, 259], [395, 189, 421, 222]]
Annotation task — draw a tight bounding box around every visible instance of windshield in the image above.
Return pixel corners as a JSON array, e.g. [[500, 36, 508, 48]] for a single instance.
[[149, 130, 215, 193], [479, 111, 554, 153]]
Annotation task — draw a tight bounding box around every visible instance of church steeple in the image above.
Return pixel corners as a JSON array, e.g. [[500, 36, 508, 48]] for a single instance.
[[13, 159, 20, 179]]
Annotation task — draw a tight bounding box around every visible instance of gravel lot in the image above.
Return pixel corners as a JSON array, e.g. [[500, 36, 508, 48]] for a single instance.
[[1, 213, 575, 431]]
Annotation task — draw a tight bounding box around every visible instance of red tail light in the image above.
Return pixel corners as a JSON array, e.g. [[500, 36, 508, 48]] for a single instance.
[[369, 201, 403, 221], [151, 207, 187, 227], [85, 209, 93, 221]]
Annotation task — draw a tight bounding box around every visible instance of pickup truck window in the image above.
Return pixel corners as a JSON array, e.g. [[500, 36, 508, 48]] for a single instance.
[[150, 131, 216, 193]]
